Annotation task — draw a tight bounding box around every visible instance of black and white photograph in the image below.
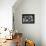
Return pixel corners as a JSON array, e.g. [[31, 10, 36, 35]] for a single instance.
[[22, 14, 35, 24]]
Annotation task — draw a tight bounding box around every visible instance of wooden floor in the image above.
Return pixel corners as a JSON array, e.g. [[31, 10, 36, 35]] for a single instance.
[[0, 39, 16, 46]]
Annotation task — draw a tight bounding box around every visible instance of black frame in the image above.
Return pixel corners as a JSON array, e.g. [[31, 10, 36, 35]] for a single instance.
[[22, 14, 35, 24]]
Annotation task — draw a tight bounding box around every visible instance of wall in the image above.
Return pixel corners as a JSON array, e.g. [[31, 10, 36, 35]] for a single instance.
[[13, 0, 41, 46], [0, 0, 16, 30], [41, 0, 46, 46]]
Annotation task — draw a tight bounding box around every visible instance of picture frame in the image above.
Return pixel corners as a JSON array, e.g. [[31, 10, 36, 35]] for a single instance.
[[22, 14, 35, 24]]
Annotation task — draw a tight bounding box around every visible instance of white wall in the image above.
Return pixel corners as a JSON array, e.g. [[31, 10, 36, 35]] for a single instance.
[[41, 0, 46, 46], [13, 0, 41, 46], [0, 0, 16, 30]]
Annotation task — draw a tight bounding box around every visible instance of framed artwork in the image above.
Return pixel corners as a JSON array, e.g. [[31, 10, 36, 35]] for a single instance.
[[22, 14, 35, 24]]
